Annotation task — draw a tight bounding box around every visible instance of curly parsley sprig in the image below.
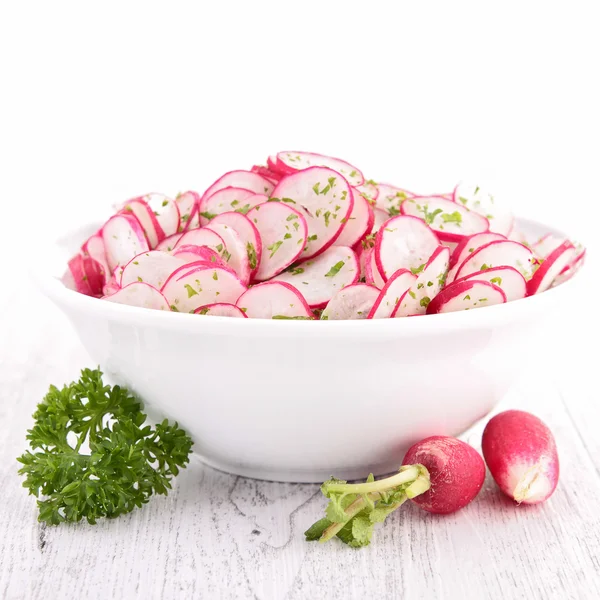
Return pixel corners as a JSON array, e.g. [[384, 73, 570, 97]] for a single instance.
[[17, 368, 193, 526]]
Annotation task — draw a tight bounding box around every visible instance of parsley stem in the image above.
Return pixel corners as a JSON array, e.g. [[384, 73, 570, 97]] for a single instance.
[[323, 464, 424, 495]]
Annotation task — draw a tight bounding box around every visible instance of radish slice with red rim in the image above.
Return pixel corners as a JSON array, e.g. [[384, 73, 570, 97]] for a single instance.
[[81, 234, 109, 281], [120, 199, 162, 248], [401, 196, 489, 241], [236, 281, 313, 319], [393, 246, 450, 317], [267, 155, 288, 175], [335, 189, 374, 247], [247, 202, 308, 281], [66, 254, 105, 297], [364, 247, 385, 289], [454, 182, 513, 236], [142, 193, 180, 238], [161, 264, 246, 313], [527, 241, 576, 295], [205, 222, 252, 285], [322, 283, 380, 320], [251, 164, 281, 184], [427, 280, 507, 314], [102, 213, 150, 271], [120, 251, 186, 289], [552, 249, 585, 287], [531, 233, 567, 259], [354, 181, 379, 205], [272, 246, 359, 308], [455, 240, 534, 281], [156, 233, 183, 252], [275, 151, 364, 186], [374, 183, 415, 214], [453, 266, 527, 302], [375, 215, 440, 281], [199, 187, 257, 225], [209, 212, 263, 279], [368, 269, 417, 319], [271, 167, 354, 259], [175, 228, 226, 256], [175, 191, 200, 232], [172, 245, 226, 268], [447, 232, 507, 281], [202, 170, 275, 202], [194, 303, 248, 318], [371, 207, 390, 234], [103, 282, 171, 311]]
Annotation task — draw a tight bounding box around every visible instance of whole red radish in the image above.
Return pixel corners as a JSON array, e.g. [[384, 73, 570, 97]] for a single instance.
[[402, 436, 485, 514], [482, 410, 559, 504]]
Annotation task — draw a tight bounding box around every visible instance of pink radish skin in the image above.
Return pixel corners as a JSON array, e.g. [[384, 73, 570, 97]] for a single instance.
[[141, 193, 180, 238], [175, 228, 226, 256], [120, 198, 163, 248], [156, 233, 183, 252], [172, 245, 226, 268], [201, 170, 275, 202], [102, 213, 150, 271], [205, 222, 252, 285], [275, 151, 364, 187], [364, 247, 385, 289], [482, 410, 559, 505], [368, 269, 416, 319], [236, 281, 313, 319], [103, 282, 171, 311], [81, 234, 109, 282], [527, 241, 576, 295], [194, 303, 248, 318], [175, 191, 201, 232], [66, 254, 105, 297], [251, 164, 281, 183], [199, 187, 257, 225], [427, 280, 506, 314], [449, 232, 506, 270], [402, 436, 486, 514], [453, 266, 527, 302], [322, 283, 380, 320], [335, 189, 374, 248]]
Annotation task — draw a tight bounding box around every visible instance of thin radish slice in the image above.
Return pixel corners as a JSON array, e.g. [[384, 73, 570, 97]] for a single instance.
[[236, 281, 313, 319], [175, 191, 200, 232], [272, 246, 359, 308], [447, 232, 506, 281], [247, 202, 308, 281], [368, 269, 417, 319], [354, 181, 379, 205], [209, 212, 263, 279], [267, 155, 288, 175], [401, 196, 489, 241], [205, 222, 252, 285], [81, 233, 109, 280], [201, 170, 275, 202], [275, 151, 364, 186], [375, 215, 440, 281], [527, 241, 576, 295], [161, 265, 246, 313], [454, 266, 527, 302], [175, 228, 226, 256], [156, 232, 183, 252], [335, 189, 374, 247], [199, 187, 257, 225], [120, 251, 187, 289], [455, 240, 534, 281], [427, 280, 507, 314], [371, 207, 390, 234], [194, 303, 247, 318], [120, 198, 162, 248], [142, 193, 180, 238], [552, 249, 585, 287], [322, 283, 380, 320], [102, 213, 150, 271], [102, 269, 121, 296], [271, 167, 354, 259], [103, 282, 171, 311], [374, 183, 415, 214], [454, 182, 513, 236], [66, 254, 104, 296], [364, 247, 386, 289], [434, 193, 454, 201], [531, 233, 567, 260], [393, 247, 450, 317], [172, 245, 227, 268], [251, 164, 281, 183]]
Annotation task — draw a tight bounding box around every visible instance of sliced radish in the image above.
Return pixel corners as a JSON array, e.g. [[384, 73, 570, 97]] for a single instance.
[[527, 241, 576, 295], [236, 281, 313, 319], [401, 196, 489, 241], [103, 282, 171, 311], [161, 264, 246, 313], [275, 151, 364, 187], [447, 232, 506, 281], [120, 251, 187, 289], [209, 212, 263, 279], [453, 266, 526, 302], [251, 164, 281, 183], [156, 232, 183, 252], [141, 193, 180, 238], [199, 187, 257, 225], [102, 213, 150, 271], [172, 244, 226, 268], [66, 254, 104, 297], [427, 280, 506, 314], [322, 283, 380, 320], [455, 240, 534, 281], [175, 228, 226, 255], [531, 233, 567, 260], [272, 246, 359, 308], [271, 167, 354, 259], [267, 155, 287, 175], [102, 272, 121, 296], [81, 233, 109, 280], [371, 207, 390, 234], [354, 181, 379, 205], [393, 247, 450, 317], [247, 202, 308, 281], [552, 248, 585, 287], [374, 215, 440, 281], [120, 198, 162, 248], [454, 182, 513, 236], [202, 170, 275, 202], [175, 191, 200, 232], [205, 222, 251, 285], [193, 303, 247, 318], [374, 183, 415, 214], [335, 189, 374, 247], [364, 247, 385, 289], [368, 269, 417, 319]]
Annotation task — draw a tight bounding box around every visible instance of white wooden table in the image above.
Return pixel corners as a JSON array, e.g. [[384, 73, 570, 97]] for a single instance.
[[1, 263, 599, 600]]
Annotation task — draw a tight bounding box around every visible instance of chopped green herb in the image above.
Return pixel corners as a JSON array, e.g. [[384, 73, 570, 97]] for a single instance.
[[441, 211, 462, 225], [307, 234, 318, 242], [215, 243, 224, 252], [324, 261, 345, 278], [246, 243, 257, 270], [463, 295, 471, 300], [281, 197, 296, 203], [458, 196, 469, 206], [170, 305, 179, 312], [272, 315, 312, 320], [286, 214, 298, 221], [420, 296, 431, 308], [479, 298, 488, 302], [234, 204, 251, 215], [388, 205, 401, 217], [312, 183, 320, 195], [197, 307, 210, 315], [417, 283, 424, 289], [161, 199, 169, 207], [324, 211, 331, 227], [212, 271, 218, 281], [133, 261, 139, 265], [230, 199, 239, 207], [137, 276, 143, 282], [349, 170, 357, 178], [408, 290, 416, 299], [200, 211, 216, 220], [410, 263, 426, 276], [284, 233, 292, 239], [480, 263, 491, 271], [184, 284, 198, 298], [289, 267, 304, 275], [267, 240, 283, 258], [489, 277, 502, 285]]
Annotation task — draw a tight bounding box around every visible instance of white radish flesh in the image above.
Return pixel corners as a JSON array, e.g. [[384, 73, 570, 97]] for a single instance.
[[81, 233, 109, 281], [354, 181, 379, 205], [202, 170, 275, 202], [120, 199, 162, 248], [103, 282, 171, 311], [454, 240, 534, 281], [247, 202, 307, 281], [322, 283, 379, 320], [175, 228, 227, 257], [371, 207, 391, 234], [275, 151, 364, 187], [453, 266, 527, 302], [448, 232, 506, 281], [172, 245, 226, 268], [365, 247, 385, 289], [175, 191, 200, 232], [236, 281, 313, 319], [374, 183, 414, 214], [205, 222, 252, 285], [272, 246, 359, 308], [199, 187, 257, 225], [527, 241, 576, 295], [531, 233, 567, 259], [102, 213, 150, 271], [142, 193, 180, 238], [271, 167, 354, 258], [454, 182, 514, 236], [120, 251, 186, 289], [335, 189, 373, 247], [368, 269, 417, 319], [426, 280, 506, 314], [156, 233, 183, 252], [194, 303, 247, 318]]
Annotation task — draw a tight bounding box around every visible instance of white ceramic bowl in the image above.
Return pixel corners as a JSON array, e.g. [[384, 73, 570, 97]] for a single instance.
[[36, 218, 582, 482]]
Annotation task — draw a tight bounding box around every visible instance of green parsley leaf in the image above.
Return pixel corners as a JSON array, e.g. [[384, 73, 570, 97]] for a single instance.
[[324, 261, 345, 278], [200, 211, 216, 220], [184, 284, 198, 297], [420, 296, 431, 308], [246, 242, 257, 270], [267, 240, 283, 258], [441, 211, 462, 225], [271, 315, 312, 320], [489, 277, 502, 286]]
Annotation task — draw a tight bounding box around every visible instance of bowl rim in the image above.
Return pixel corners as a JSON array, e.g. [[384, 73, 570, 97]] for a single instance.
[[33, 216, 584, 339]]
